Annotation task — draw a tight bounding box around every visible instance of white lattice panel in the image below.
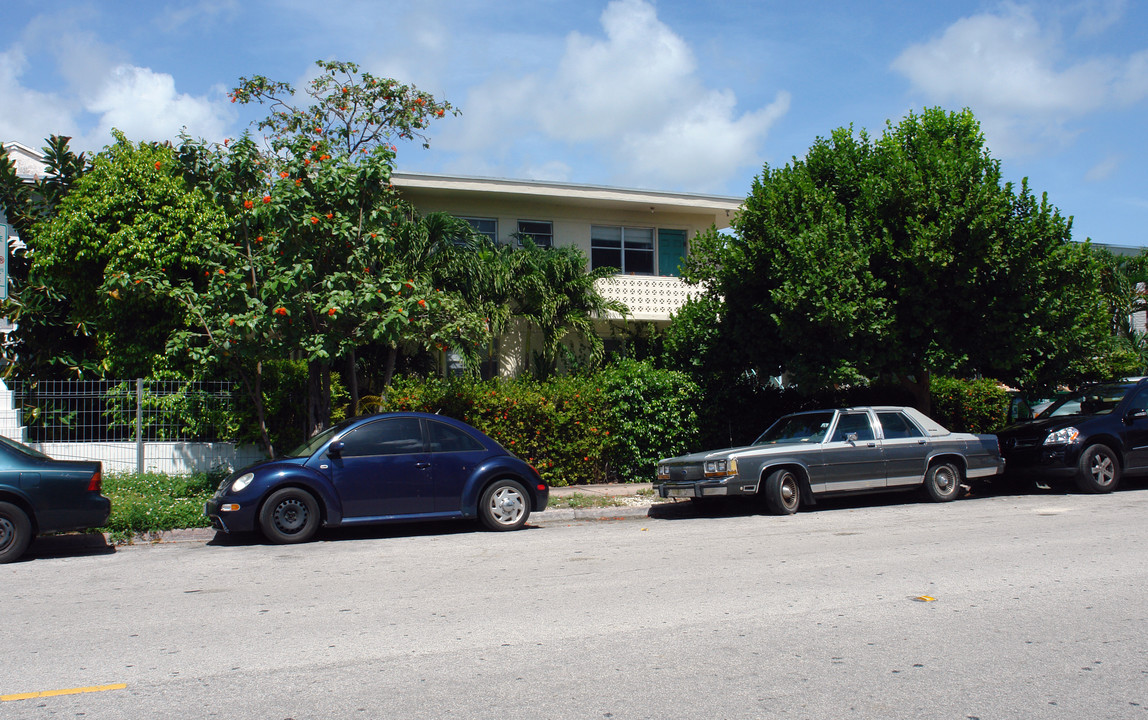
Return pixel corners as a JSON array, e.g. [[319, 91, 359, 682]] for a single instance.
[[595, 275, 705, 321]]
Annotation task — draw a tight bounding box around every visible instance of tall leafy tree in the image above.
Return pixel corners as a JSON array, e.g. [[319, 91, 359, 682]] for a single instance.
[[0, 136, 94, 378], [222, 59, 461, 433], [685, 107, 1111, 411]]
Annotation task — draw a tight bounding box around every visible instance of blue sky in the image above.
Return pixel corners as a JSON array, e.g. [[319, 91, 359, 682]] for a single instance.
[[3, 0, 1146, 246]]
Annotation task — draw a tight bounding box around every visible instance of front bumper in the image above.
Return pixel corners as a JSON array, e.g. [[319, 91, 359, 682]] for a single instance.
[[657, 478, 758, 499], [204, 495, 259, 534], [1000, 442, 1078, 478]]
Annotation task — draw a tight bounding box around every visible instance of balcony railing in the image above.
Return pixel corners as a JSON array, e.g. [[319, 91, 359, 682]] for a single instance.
[[595, 274, 705, 321]]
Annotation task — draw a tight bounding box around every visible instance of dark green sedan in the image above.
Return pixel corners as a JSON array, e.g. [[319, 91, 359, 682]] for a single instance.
[[0, 435, 110, 563]]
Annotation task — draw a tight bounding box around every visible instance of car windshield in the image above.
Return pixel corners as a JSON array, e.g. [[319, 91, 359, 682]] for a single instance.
[[752, 411, 835, 445], [1037, 384, 1132, 418], [285, 425, 341, 458]]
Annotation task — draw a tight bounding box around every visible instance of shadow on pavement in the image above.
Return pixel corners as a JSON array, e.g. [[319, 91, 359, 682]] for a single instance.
[[648, 476, 1148, 521], [205, 517, 545, 548], [20, 532, 116, 561]]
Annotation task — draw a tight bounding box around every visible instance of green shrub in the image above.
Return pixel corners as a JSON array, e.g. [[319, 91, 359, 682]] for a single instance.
[[930, 376, 1011, 433], [601, 358, 701, 482]]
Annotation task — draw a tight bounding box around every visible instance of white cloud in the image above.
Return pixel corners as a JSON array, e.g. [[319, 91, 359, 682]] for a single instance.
[[439, 0, 787, 191], [0, 48, 79, 146], [1085, 153, 1121, 181], [0, 12, 234, 152], [891, 5, 1148, 157], [84, 65, 233, 146]]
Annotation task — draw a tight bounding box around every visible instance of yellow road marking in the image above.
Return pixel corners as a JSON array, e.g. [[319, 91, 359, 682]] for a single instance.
[[1, 683, 127, 702]]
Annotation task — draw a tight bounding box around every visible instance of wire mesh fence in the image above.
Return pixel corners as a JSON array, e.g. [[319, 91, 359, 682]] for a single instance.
[[12, 379, 239, 443]]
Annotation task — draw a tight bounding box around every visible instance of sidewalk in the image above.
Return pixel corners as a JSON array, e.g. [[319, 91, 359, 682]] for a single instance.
[[548, 482, 653, 499]]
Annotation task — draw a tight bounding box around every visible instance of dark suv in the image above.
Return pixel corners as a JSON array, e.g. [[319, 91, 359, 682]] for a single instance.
[[995, 378, 1148, 493]]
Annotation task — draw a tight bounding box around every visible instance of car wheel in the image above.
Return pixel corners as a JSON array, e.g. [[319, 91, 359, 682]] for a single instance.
[[922, 462, 962, 502], [479, 479, 530, 531], [259, 488, 320, 544], [1075, 444, 1120, 493], [0, 501, 33, 564], [762, 469, 800, 515]]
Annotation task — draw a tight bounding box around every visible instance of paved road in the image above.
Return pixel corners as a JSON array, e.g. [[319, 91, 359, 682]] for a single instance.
[[4, 484, 1148, 719]]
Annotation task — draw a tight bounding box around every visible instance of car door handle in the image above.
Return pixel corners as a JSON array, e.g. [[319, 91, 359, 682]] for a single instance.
[[415, 462, 431, 469]]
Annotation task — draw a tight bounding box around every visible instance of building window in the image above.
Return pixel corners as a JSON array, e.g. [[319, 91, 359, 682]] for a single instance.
[[459, 217, 497, 244], [591, 225, 654, 274], [517, 220, 553, 248]]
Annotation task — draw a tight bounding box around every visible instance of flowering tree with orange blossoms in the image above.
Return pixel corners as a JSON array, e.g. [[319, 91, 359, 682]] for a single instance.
[[111, 62, 474, 449]]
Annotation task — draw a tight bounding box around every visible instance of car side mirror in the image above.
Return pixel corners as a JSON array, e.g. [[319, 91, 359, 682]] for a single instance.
[[327, 440, 345, 457], [1125, 409, 1147, 424]]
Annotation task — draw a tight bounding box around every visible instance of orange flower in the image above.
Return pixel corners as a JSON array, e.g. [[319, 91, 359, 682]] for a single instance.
[[320, 154, 330, 161], [325, 212, 333, 219], [311, 216, 319, 224], [274, 307, 288, 316], [436, 109, 444, 117], [228, 318, 236, 326], [327, 308, 337, 316], [256, 236, 263, 242], [310, 144, 317, 151], [418, 299, 426, 307], [154, 161, 161, 169], [218, 268, 226, 275], [295, 179, 302, 186], [244, 199, 254, 209], [262, 195, 271, 204], [279, 171, 289, 179]]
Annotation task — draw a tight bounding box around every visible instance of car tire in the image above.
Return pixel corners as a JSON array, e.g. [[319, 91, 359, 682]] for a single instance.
[[0, 501, 33, 564], [258, 488, 321, 544], [1075, 444, 1121, 493], [479, 479, 530, 531], [922, 462, 962, 502], [762, 469, 800, 515]]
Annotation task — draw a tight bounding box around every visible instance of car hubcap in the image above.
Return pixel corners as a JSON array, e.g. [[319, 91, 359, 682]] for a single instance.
[[935, 468, 955, 492], [274, 500, 308, 534], [781, 475, 798, 509], [1090, 454, 1115, 486], [490, 487, 524, 525], [0, 517, 12, 551]]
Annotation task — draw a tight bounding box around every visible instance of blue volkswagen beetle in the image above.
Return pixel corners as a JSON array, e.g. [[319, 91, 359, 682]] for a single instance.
[[205, 412, 548, 543]]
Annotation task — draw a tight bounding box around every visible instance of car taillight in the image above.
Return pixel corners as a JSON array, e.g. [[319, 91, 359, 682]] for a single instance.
[[87, 470, 102, 493]]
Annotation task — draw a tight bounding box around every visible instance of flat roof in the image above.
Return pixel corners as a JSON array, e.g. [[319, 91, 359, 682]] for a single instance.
[[391, 171, 743, 217]]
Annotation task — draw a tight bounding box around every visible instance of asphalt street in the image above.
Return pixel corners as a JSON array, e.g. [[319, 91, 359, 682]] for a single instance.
[[3, 483, 1147, 719]]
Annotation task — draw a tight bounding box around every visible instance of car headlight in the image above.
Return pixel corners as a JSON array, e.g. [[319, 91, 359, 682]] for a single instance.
[[230, 472, 255, 493], [1044, 427, 1080, 445], [704, 458, 738, 477]]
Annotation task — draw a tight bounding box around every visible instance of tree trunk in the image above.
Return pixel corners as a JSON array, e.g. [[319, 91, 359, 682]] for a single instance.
[[382, 345, 398, 387], [899, 369, 932, 417], [238, 360, 274, 458], [346, 349, 359, 416], [307, 360, 332, 437]]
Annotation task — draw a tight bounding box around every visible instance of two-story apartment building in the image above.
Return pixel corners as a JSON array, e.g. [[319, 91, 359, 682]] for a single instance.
[[391, 171, 742, 374]]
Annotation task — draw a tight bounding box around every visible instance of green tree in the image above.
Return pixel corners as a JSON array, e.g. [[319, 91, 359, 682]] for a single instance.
[[221, 59, 460, 434], [0, 136, 94, 378], [685, 107, 1111, 411], [508, 239, 626, 379]]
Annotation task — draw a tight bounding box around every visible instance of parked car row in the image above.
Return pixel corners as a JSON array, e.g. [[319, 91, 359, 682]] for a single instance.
[[5, 380, 1148, 563]]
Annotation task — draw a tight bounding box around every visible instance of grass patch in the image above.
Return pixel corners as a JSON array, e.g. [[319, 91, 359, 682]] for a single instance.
[[547, 493, 628, 509], [98, 471, 224, 541]]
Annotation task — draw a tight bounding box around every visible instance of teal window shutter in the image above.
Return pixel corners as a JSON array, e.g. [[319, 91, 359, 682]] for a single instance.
[[657, 229, 687, 277]]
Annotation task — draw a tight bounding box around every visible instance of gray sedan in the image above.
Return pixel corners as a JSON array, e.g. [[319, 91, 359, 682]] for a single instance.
[[656, 406, 1004, 514]]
